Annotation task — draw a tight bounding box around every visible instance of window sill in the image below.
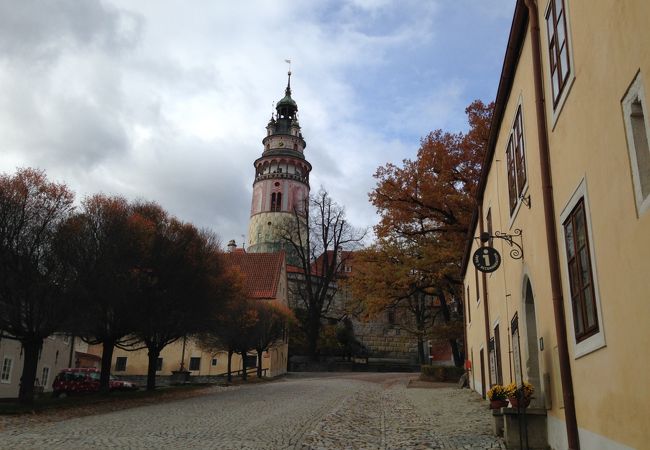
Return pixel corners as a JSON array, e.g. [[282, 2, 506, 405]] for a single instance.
[[508, 185, 530, 229], [574, 331, 606, 359], [550, 74, 576, 131]]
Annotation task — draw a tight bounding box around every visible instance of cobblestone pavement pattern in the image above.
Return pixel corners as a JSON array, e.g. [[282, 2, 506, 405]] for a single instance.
[[0, 373, 504, 449]]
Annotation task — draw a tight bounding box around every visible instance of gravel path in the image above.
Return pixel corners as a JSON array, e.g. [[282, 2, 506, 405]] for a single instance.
[[0, 373, 504, 449]]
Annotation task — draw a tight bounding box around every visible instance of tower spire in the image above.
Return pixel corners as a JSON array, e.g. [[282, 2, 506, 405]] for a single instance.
[[285, 59, 292, 96], [286, 70, 292, 96]]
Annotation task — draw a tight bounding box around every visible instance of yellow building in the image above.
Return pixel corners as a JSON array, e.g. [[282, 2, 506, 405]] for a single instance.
[[462, 1, 650, 448], [111, 248, 289, 381]]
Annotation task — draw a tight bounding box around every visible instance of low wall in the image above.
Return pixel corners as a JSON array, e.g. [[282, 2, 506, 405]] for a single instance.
[[116, 374, 228, 387], [289, 357, 420, 373]]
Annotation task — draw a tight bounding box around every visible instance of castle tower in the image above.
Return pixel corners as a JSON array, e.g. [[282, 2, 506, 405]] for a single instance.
[[247, 71, 312, 259]]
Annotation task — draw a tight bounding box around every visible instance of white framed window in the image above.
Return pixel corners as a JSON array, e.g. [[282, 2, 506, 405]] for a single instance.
[[115, 356, 127, 372], [41, 366, 50, 387], [559, 178, 606, 358], [622, 72, 650, 216], [545, 0, 576, 126], [1, 357, 13, 383], [189, 357, 201, 371], [506, 102, 529, 221]]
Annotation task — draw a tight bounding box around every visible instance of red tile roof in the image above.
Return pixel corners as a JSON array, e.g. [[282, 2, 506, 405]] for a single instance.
[[225, 252, 285, 299], [287, 251, 355, 277]]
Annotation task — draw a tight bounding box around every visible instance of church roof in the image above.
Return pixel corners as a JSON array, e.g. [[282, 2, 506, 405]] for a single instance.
[[225, 251, 285, 299]]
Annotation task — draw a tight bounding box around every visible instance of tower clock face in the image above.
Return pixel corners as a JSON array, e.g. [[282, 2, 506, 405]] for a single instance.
[[278, 141, 284, 147]]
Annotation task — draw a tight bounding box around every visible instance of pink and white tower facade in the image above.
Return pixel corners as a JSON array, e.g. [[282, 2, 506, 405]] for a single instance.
[[247, 71, 312, 258]]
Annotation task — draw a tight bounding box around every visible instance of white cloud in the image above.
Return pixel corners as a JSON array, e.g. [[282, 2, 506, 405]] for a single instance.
[[0, 0, 512, 246]]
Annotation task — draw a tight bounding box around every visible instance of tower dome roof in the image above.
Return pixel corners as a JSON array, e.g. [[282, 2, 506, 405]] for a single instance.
[[277, 94, 297, 108], [276, 71, 298, 112]]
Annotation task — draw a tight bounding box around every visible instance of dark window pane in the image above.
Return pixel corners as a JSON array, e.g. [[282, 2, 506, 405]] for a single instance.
[[560, 46, 570, 81], [115, 357, 127, 372], [507, 139, 517, 212], [189, 357, 201, 371], [557, 12, 566, 46], [584, 286, 597, 328], [546, 14, 554, 41], [575, 204, 586, 248], [564, 222, 575, 258], [569, 261, 580, 295], [579, 248, 591, 286], [573, 294, 585, 335]]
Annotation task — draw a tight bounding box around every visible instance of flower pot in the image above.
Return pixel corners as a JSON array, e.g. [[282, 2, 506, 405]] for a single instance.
[[490, 399, 509, 409], [508, 396, 531, 408]]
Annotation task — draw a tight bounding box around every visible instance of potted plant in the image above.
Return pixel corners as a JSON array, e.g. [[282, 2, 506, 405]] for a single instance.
[[506, 382, 534, 408], [487, 384, 509, 409]]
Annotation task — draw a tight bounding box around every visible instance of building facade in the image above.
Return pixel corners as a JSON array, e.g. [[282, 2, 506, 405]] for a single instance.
[[111, 249, 289, 380], [462, 1, 650, 449], [0, 335, 94, 397]]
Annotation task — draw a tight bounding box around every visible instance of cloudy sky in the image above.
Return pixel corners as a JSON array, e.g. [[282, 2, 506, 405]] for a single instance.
[[0, 0, 515, 247]]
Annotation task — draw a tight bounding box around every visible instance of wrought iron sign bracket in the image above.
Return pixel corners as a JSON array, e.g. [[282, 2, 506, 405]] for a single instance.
[[478, 228, 524, 260]]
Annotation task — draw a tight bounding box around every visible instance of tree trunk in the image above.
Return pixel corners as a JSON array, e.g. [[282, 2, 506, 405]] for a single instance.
[[18, 338, 43, 404], [307, 312, 320, 362], [100, 339, 115, 393], [241, 351, 247, 381], [257, 349, 263, 378], [227, 349, 233, 383], [146, 348, 160, 391], [417, 336, 427, 365], [449, 338, 463, 367]]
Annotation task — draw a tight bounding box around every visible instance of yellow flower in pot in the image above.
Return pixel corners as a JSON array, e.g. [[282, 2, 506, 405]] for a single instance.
[[507, 382, 535, 408], [487, 384, 509, 409]]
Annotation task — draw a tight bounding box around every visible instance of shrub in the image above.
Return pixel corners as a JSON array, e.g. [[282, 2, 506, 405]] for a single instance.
[[420, 365, 465, 382]]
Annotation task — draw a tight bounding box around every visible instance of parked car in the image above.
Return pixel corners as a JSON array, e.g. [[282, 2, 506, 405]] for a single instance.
[[52, 368, 138, 397]]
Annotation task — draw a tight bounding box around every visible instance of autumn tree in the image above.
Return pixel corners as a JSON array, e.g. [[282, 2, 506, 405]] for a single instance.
[[0, 168, 76, 404], [197, 275, 258, 382], [251, 301, 294, 378], [281, 189, 366, 361], [59, 195, 146, 392], [358, 100, 493, 365], [128, 202, 227, 390], [349, 236, 453, 364]]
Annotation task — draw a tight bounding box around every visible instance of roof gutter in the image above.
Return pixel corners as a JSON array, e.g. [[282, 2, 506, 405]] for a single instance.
[[523, 0, 579, 448]]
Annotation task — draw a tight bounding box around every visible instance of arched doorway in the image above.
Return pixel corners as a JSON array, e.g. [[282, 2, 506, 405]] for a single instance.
[[523, 278, 542, 408]]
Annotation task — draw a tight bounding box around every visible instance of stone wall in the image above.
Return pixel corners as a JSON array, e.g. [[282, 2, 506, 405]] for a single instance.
[[352, 320, 418, 362], [287, 273, 419, 363]]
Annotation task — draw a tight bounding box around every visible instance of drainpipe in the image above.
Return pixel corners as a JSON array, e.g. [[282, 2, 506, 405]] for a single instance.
[[478, 203, 492, 388], [523, 0, 580, 448]]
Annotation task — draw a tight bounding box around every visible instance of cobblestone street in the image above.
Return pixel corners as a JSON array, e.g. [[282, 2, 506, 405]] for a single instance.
[[0, 373, 504, 449]]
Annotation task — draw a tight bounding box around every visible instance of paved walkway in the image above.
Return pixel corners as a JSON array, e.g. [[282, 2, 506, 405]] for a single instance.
[[0, 373, 504, 449]]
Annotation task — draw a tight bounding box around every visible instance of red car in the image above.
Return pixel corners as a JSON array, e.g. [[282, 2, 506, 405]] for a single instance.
[[52, 368, 138, 397]]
